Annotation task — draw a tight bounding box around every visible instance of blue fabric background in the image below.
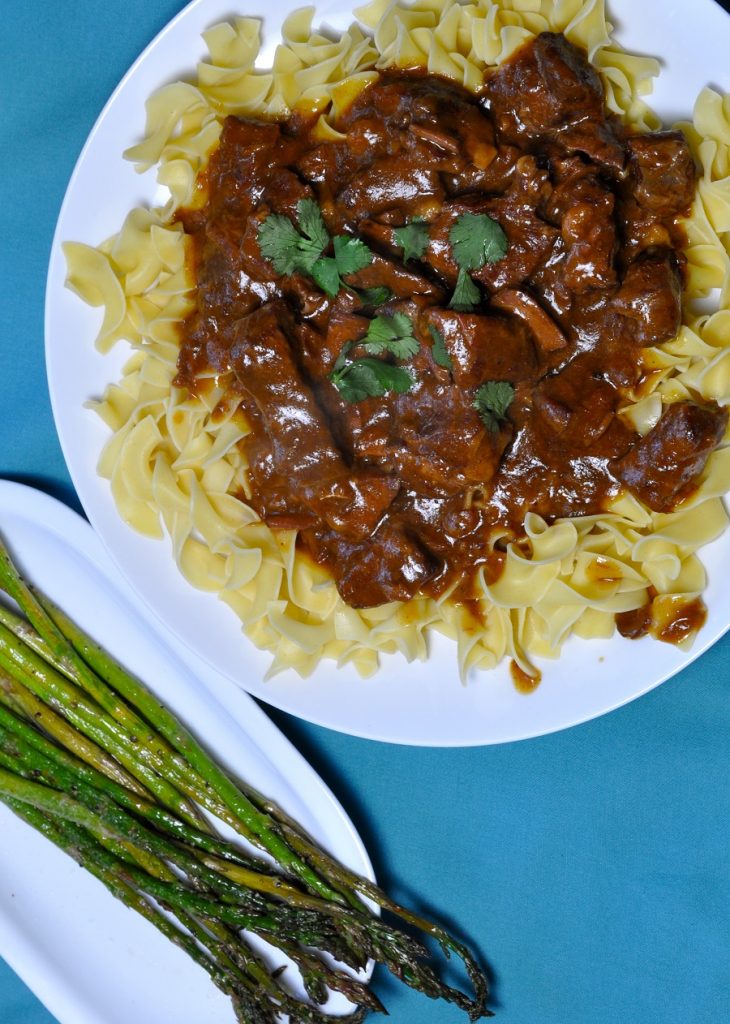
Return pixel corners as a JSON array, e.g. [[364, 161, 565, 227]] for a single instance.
[[1, 2, 728, 1021]]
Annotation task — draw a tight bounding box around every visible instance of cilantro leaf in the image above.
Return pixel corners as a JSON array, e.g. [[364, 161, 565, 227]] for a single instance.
[[258, 202, 329, 276], [473, 380, 515, 432], [334, 235, 373, 276], [331, 340, 356, 376], [330, 358, 414, 403], [257, 203, 374, 297], [355, 285, 393, 307], [449, 212, 508, 272], [310, 257, 341, 297], [297, 198, 329, 252], [428, 325, 452, 370], [449, 268, 482, 311], [257, 195, 378, 301], [361, 312, 418, 360], [393, 220, 430, 263], [257, 214, 306, 276], [310, 233, 374, 297]]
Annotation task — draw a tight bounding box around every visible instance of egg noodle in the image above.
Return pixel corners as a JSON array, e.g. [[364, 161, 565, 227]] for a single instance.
[[64, 0, 730, 680]]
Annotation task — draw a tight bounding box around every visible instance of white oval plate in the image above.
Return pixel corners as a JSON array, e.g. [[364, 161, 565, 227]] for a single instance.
[[45, 0, 730, 746], [0, 480, 372, 1024]]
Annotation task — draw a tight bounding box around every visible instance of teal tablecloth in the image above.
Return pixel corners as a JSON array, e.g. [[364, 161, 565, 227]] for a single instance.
[[2, 3, 729, 1022]]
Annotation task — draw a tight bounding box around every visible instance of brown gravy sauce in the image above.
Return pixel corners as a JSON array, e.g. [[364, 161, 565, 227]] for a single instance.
[[510, 661, 543, 694], [617, 593, 707, 646]]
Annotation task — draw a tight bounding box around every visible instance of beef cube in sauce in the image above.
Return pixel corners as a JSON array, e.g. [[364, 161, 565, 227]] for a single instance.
[[543, 163, 618, 292], [484, 32, 626, 172], [336, 148, 445, 221], [620, 131, 697, 257], [613, 251, 683, 346], [424, 196, 495, 288], [614, 401, 728, 512], [340, 322, 513, 497], [627, 132, 696, 218], [425, 161, 559, 292], [424, 308, 537, 387], [490, 289, 567, 354], [230, 303, 398, 539], [317, 521, 439, 608], [474, 159, 559, 292], [344, 251, 445, 302]]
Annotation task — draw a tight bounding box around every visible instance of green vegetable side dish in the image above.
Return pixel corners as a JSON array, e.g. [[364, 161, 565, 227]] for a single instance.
[[0, 536, 491, 1023]]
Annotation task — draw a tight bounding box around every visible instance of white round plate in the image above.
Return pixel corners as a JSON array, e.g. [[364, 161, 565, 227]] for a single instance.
[[46, 0, 730, 746]]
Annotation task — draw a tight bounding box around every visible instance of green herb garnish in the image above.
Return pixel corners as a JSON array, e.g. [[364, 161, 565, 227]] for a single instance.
[[362, 313, 419, 361], [330, 358, 414, 403], [257, 198, 328, 275], [257, 200, 373, 297], [447, 212, 508, 310], [307, 235, 374, 297], [355, 285, 393, 307], [394, 220, 430, 263], [310, 258, 342, 297], [449, 269, 482, 311], [333, 234, 372, 275], [330, 313, 418, 402], [449, 212, 508, 271], [428, 325, 453, 370], [473, 380, 515, 432], [295, 197, 330, 255]]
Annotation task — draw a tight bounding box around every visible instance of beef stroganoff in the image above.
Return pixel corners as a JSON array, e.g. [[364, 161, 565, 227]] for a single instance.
[[64, 0, 730, 683]]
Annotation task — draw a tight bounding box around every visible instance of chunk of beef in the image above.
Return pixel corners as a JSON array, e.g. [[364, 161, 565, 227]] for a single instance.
[[208, 118, 281, 214], [423, 195, 495, 287], [344, 252, 445, 301], [614, 401, 728, 512], [613, 251, 683, 346], [230, 303, 398, 539], [424, 308, 538, 387], [282, 273, 330, 323], [620, 131, 697, 258], [491, 289, 567, 352], [340, 337, 513, 495], [317, 297, 370, 375], [474, 159, 559, 292], [544, 167, 617, 292], [390, 354, 513, 493], [337, 149, 445, 221], [485, 32, 626, 172], [442, 142, 522, 196], [316, 522, 439, 607], [627, 132, 696, 218], [296, 142, 353, 187], [533, 365, 619, 447], [425, 161, 559, 292]]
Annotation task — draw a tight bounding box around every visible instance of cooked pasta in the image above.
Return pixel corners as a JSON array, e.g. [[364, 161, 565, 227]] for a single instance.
[[65, 0, 730, 682]]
